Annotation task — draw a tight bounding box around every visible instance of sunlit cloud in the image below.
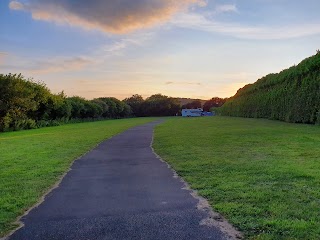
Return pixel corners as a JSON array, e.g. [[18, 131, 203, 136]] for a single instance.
[[9, 0, 206, 34], [172, 12, 320, 39], [8, 1, 24, 10]]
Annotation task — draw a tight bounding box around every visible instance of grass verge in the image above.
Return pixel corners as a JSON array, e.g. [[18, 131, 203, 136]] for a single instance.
[[0, 117, 156, 236], [153, 117, 320, 239]]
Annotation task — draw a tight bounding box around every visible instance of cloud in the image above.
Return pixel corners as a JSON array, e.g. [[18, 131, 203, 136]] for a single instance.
[[171, 12, 320, 39], [43, 57, 90, 73], [9, 0, 206, 34], [30, 57, 92, 74], [100, 32, 153, 56], [213, 4, 238, 14], [8, 1, 24, 10]]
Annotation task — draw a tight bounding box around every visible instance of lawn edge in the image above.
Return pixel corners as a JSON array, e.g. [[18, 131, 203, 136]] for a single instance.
[[1, 120, 156, 240], [151, 129, 243, 240]]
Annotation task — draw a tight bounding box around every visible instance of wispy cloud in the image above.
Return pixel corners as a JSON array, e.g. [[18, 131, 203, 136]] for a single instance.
[[171, 12, 320, 39], [29, 57, 92, 74], [213, 4, 238, 14], [100, 32, 154, 56], [9, 0, 206, 34], [2, 56, 92, 74], [1, 31, 153, 75]]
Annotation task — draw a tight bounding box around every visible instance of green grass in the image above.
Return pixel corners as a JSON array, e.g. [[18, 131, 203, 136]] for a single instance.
[[0, 117, 156, 236], [153, 117, 320, 240]]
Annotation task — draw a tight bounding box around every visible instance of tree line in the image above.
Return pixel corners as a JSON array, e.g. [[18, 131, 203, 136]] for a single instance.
[[0, 73, 227, 132], [124, 95, 226, 116], [0, 74, 182, 132], [218, 52, 320, 124]]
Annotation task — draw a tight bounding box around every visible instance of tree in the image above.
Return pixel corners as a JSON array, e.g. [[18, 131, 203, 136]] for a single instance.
[[182, 100, 202, 109], [67, 96, 87, 119], [124, 94, 145, 117], [143, 94, 180, 116], [92, 99, 109, 116], [48, 93, 72, 120], [203, 97, 226, 111], [96, 97, 132, 118], [0, 74, 43, 131]]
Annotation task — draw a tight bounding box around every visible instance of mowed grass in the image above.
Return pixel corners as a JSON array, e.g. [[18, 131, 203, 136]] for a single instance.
[[153, 117, 320, 239], [0, 118, 156, 236]]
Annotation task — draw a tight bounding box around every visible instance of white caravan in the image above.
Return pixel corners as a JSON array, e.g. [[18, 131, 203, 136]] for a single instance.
[[181, 108, 203, 117]]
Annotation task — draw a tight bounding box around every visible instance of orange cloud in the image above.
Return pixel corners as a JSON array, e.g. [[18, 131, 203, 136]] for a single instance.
[[9, 0, 206, 34]]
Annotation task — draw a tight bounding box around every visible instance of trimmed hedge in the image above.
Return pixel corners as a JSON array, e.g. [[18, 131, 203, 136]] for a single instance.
[[218, 52, 320, 124]]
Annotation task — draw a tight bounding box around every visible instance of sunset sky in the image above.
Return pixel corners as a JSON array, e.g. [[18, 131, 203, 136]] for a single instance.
[[1, 0, 320, 100]]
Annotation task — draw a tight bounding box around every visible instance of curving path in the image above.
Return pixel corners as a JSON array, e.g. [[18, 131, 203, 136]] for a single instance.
[[9, 121, 232, 240]]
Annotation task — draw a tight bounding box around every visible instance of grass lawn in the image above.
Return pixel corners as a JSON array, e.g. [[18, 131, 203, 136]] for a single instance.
[[0, 117, 156, 236], [153, 117, 320, 240]]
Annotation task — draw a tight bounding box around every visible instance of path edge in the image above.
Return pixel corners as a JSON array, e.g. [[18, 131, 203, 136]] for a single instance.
[[150, 128, 243, 240]]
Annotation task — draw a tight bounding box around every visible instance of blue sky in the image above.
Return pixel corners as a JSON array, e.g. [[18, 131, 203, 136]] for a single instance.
[[1, 0, 320, 99]]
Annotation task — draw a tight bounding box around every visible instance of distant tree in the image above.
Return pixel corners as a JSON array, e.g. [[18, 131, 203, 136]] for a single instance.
[[48, 93, 72, 120], [203, 97, 226, 111], [67, 96, 87, 119], [123, 94, 144, 117], [96, 97, 131, 118], [181, 100, 202, 109], [92, 99, 109, 116], [143, 94, 180, 116]]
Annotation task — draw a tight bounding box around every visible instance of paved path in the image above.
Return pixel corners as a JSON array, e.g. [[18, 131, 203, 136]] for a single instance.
[[9, 121, 230, 240]]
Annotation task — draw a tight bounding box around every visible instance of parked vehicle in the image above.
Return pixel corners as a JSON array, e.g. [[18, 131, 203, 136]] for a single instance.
[[181, 108, 214, 117]]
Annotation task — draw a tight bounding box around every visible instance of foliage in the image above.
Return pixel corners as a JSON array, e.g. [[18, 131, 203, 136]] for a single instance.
[[96, 97, 132, 118], [218, 52, 320, 124], [0, 74, 183, 132], [0, 74, 132, 132], [0, 74, 50, 131], [203, 97, 226, 111], [181, 100, 202, 109], [154, 117, 320, 239], [124, 94, 180, 117], [123, 94, 145, 117]]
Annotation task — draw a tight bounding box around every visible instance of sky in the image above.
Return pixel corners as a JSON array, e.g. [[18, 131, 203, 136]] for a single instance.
[[1, 0, 320, 100]]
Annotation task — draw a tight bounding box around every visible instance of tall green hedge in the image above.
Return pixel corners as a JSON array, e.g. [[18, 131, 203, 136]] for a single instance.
[[218, 52, 320, 124]]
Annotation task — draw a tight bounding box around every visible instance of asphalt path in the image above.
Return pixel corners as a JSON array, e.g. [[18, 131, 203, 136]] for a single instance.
[[9, 121, 231, 240]]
